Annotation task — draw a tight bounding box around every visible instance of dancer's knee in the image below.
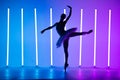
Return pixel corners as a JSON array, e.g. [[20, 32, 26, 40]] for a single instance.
[[64, 52, 68, 57]]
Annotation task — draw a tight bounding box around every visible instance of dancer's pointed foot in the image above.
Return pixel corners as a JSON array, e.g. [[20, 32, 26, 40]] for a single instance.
[[87, 30, 93, 34], [64, 63, 69, 72]]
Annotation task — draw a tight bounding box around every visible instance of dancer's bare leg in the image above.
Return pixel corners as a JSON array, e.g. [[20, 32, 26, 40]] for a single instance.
[[70, 29, 93, 37], [63, 38, 69, 71]]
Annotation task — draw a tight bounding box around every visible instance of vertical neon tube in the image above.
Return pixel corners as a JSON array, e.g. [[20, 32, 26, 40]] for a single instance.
[[79, 9, 83, 66], [50, 8, 53, 66], [6, 8, 10, 66], [63, 9, 66, 63], [21, 8, 24, 66], [64, 9, 66, 30], [34, 8, 38, 66], [94, 9, 97, 67], [108, 10, 111, 67], [64, 9, 66, 14]]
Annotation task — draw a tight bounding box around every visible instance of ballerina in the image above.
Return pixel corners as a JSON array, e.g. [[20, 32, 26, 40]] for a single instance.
[[41, 5, 93, 71]]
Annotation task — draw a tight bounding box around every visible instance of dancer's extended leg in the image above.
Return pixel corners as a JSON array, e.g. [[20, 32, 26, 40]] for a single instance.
[[63, 38, 69, 71], [70, 29, 93, 37]]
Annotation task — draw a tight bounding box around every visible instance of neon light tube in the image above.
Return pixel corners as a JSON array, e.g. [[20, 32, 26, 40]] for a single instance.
[[34, 8, 38, 66], [21, 8, 24, 66], [108, 10, 111, 67], [64, 9, 66, 30], [50, 8, 53, 66], [94, 9, 97, 67], [6, 8, 10, 66], [79, 9, 83, 66]]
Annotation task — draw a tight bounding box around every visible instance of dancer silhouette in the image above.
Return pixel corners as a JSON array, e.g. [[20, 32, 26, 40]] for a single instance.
[[41, 5, 93, 72]]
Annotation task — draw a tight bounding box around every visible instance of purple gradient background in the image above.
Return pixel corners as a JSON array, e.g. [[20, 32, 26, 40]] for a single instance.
[[49, 0, 120, 68], [0, 0, 120, 68]]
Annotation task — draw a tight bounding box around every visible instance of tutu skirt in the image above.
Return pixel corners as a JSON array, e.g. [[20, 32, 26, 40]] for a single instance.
[[56, 28, 77, 48]]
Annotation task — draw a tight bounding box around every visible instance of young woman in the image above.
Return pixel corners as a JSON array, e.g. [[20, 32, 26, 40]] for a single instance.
[[41, 5, 93, 71]]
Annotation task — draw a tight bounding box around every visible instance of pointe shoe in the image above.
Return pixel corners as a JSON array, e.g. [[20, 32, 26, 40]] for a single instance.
[[87, 30, 93, 34], [64, 63, 69, 72]]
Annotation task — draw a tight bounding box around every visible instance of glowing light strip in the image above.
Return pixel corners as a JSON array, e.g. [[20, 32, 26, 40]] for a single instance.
[[64, 9, 66, 14], [6, 8, 10, 66], [50, 8, 53, 66], [94, 9, 97, 66], [34, 8, 38, 66], [79, 9, 83, 66], [108, 10, 111, 67], [21, 8, 24, 66], [64, 9, 66, 30], [63, 9, 66, 63]]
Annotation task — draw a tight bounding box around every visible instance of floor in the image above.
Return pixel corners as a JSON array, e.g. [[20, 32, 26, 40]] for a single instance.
[[0, 67, 120, 80]]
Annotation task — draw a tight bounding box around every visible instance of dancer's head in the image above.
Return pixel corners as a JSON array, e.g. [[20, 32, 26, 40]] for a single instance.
[[60, 13, 66, 21]]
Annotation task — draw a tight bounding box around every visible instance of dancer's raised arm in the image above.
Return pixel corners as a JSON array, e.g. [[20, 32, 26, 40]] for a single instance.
[[65, 5, 72, 23], [41, 23, 57, 34]]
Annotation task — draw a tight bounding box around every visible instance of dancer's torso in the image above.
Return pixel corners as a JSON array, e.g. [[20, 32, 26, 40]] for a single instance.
[[56, 21, 66, 36]]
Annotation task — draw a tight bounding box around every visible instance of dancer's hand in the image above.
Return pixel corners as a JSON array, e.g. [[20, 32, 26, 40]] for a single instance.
[[67, 5, 72, 9], [41, 30, 45, 34]]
